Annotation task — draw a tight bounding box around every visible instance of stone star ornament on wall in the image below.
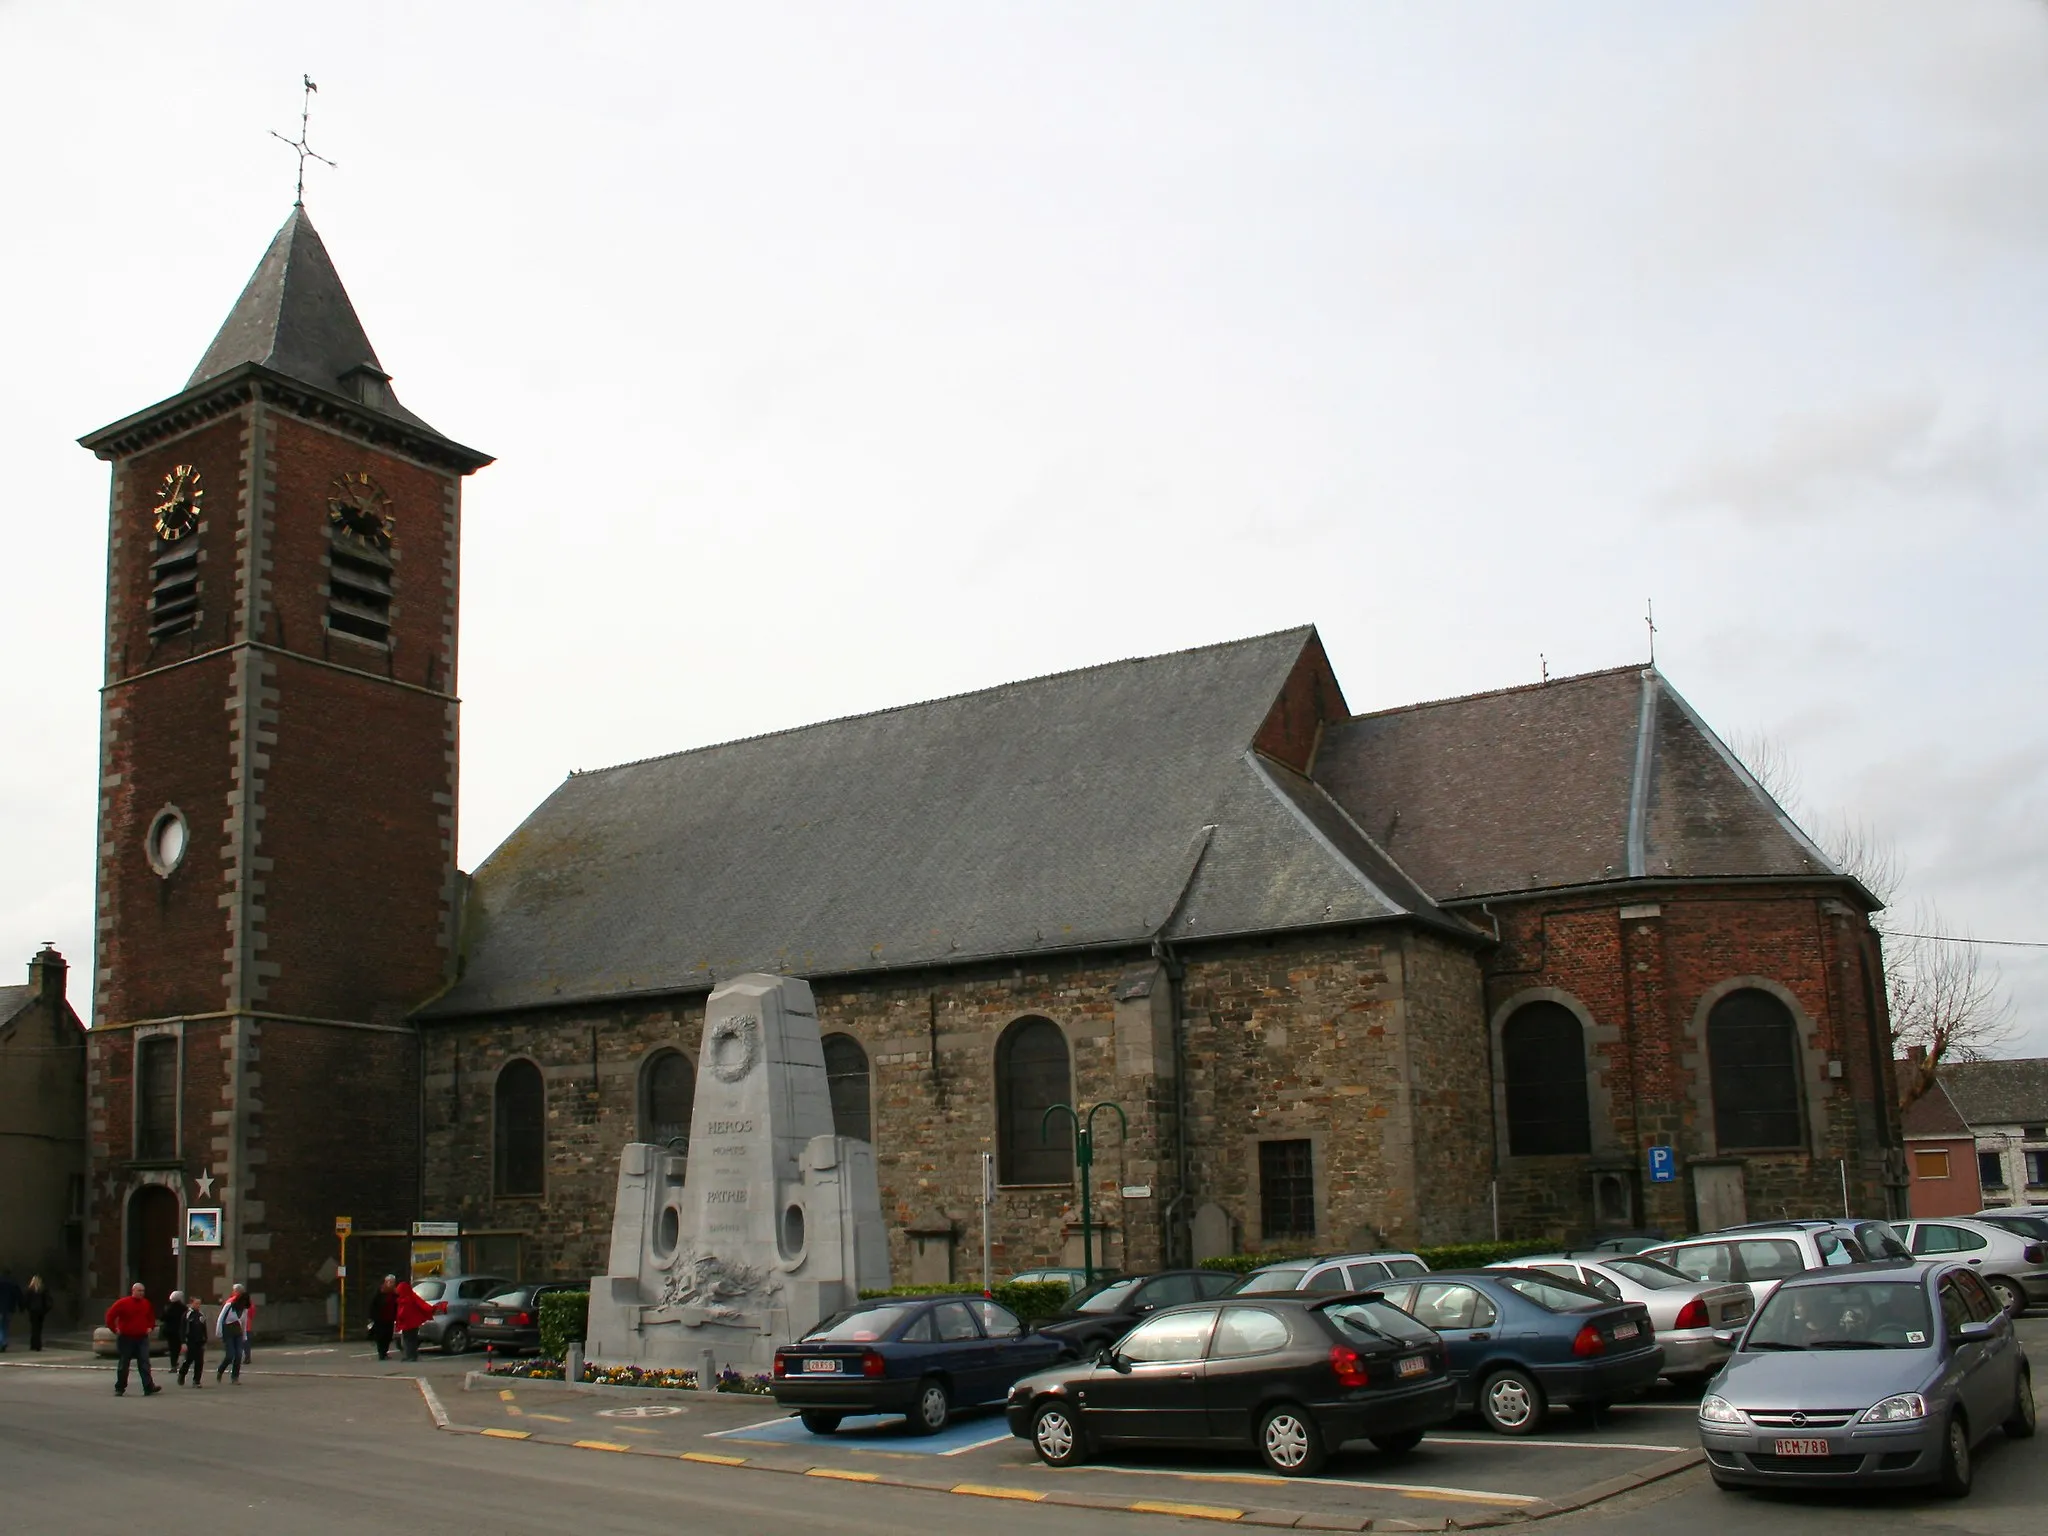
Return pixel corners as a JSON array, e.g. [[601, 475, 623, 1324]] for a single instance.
[[194, 1171, 216, 1198]]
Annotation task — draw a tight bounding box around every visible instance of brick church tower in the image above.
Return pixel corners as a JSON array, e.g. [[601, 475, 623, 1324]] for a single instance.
[[79, 207, 491, 1323]]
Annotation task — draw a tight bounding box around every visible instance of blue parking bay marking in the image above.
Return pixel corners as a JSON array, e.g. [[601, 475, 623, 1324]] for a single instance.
[[709, 1412, 1013, 1456]]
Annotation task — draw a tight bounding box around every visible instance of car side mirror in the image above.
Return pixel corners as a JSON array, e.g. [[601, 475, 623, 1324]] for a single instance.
[[1957, 1320, 1994, 1342], [1110, 1352, 1133, 1374]]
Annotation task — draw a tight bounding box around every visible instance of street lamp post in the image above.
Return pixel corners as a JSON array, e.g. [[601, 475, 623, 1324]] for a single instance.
[[1041, 1100, 1128, 1284]]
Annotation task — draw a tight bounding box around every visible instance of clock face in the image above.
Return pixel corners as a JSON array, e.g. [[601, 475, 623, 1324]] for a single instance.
[[327, 470, 395, 549], [152, 464, 203, 541]]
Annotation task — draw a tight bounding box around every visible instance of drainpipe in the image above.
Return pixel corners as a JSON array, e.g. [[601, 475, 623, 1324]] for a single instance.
[[1152, 936, 1191, 1268]]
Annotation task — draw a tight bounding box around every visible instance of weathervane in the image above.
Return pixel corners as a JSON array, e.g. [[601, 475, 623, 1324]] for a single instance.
[[270, 74, 335, 206]]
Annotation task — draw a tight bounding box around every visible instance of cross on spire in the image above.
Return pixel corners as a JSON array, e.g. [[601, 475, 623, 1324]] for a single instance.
[[270, 75, 335, 207]]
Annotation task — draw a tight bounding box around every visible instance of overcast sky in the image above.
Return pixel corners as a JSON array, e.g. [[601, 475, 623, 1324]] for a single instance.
[[5, 1, 2044, 1055]]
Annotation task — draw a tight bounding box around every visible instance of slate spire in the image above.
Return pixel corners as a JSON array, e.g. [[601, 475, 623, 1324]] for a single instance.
[[186, 206, 436, 432]]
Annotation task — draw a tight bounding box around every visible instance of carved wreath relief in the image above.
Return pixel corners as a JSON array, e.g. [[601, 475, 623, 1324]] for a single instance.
[[707, 1013, 760, 1083]]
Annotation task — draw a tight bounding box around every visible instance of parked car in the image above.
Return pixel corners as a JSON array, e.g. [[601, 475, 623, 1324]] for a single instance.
[[1642, 1220, 1906, 1306], [1234, 1252, 1431, 1294], [469, 1282, 581, 1355], [1698, 1260, 2034, 1496], [1893, 1218, 2048, 1316], [1566, 1233, 1670, 1256], [408, 1273, 509, 1354], [1007, 1268, 1100, 1294], [1375, 1270, 1662, 1434], [1486, 1254, 1753, 1385], [771, 1294, 1065, 1433], [1032, 1270, 1242, 1355], [1974, 1208, 2048, 1243], [1007, 1292, 1456, 1475]]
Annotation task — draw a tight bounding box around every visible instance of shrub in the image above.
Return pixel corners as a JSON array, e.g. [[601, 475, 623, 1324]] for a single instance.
[[537, 1290, 590, 1359], [855, 1281, 1073, 1323]]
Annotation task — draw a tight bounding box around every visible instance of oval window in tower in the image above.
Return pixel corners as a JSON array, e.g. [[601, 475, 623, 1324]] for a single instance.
[[146, 807, 188, 877]]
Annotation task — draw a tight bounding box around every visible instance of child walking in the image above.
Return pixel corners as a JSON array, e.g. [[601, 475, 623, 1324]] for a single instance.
[[176, 1299, 208, 1386]]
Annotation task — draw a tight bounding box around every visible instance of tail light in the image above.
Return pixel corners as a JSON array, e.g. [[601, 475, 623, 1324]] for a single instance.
[[1329, 1345, 1369, 1388], [513, 1312, 533, 1326], [772, 1356, 787, 1378], [1572, 1323, 1605, 1358], [860, 1350, 886, 1379], [2025, 1243, 2046, 1265], [432, 1301, 448, 1316], [1673, 1297, 1709, 1331]]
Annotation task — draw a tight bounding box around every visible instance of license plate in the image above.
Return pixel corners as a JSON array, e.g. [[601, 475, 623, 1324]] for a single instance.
[[1612, 1321, 1639, 1340], [1397, 1355, 1428, 1378], [803, 1358, 841, 1373], [1773, 1438, 1831, 1457]]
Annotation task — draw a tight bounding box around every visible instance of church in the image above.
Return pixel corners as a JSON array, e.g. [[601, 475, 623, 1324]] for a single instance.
[[75, 208, 1910, 1328]]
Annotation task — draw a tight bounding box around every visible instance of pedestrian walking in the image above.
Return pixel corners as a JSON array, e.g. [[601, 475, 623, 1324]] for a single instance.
[[0, 1270, 21, 1352], [106, 1283, 162, 1396], [393, 1276, 433, 1362], [175, 1299, 208, 1386], [214, 1287, 251, 1384], [369, 1275, 398, 1361], [159, 1290, 189, 1378], [23, 1276, 52, 1351]]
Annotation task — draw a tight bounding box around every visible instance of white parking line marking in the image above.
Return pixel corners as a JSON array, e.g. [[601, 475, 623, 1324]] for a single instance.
[[1423, 1435, 1688, 1453], [1056, 1463, 1537, 1503], [1608, 1403, 1698, 1411], [707, 1414, 800, 1438], [938, 1430, 1015, 1456]]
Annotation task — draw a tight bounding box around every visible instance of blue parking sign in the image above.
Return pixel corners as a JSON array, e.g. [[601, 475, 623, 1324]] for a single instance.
[[1647, 1146, 1677, 1183]]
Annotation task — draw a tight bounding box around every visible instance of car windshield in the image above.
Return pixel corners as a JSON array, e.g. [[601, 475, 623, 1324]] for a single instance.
[[1066, 1277, 1143, 1314], [1497, 1275, 1606, 1312], [1601, 1258, 1691, 1290], [1234, 1268, 1308, 1294], [1325, 1299, 1438, 1347], [803, 1305, 919, 1342], [1745, 1282, 1934, 1351], [412, 1280, 448, 1302]]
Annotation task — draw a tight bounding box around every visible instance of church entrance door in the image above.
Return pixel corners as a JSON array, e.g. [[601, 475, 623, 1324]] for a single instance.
[[128, 1185, 180, 1301]]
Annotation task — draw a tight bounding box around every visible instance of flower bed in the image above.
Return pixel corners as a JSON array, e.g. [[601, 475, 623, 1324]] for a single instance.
[[482, 1358, 777, 1394]]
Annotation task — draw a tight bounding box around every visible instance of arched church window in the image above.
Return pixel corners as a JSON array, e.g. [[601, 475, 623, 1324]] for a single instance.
[[639, 1049, 694, 1148], [1708, 989, 1804, 1150], [996, 1017, 1073, 1185], [823, 1034, 872, 1144], [494, 1059, 546, 1198], [1501, 1001, 1592, 1156]]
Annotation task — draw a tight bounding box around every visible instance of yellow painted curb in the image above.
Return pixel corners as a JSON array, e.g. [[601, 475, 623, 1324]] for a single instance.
[[681, 1451, 748, 1466], [480, 1427, 532, 1440], [806, 1468, 881, 1482], [497, 1389, 515, 1401], [1127, 1500, 1243, 1522], [572, 1440, 633, 1453], [951, 1484, 1045, 1502]]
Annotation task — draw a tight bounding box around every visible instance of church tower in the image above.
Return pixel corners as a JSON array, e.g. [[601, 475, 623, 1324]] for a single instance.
[[79, 208, 491, 1322]]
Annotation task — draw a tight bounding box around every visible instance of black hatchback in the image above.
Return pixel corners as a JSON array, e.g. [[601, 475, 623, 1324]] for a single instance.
[[1007, 1293, 1455, 1475], [471, 1282, 580, 1356]]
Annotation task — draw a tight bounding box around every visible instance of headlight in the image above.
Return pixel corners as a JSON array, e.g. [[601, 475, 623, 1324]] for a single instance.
[[1698, 1395, 1746, 1425], [1860, 1394, 1928, 1424]]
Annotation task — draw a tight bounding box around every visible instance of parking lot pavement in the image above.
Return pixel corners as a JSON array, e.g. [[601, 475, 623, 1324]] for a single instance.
[[443, 1374, 1702, 1526]]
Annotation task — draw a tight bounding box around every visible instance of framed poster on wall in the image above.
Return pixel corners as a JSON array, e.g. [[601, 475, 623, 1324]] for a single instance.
[[185, 1208, 223, 1247]]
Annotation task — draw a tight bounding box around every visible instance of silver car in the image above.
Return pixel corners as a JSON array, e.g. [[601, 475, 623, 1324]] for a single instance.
[[1698, 1261, 2034, 1496], [1896, 1217, 2048, 1316], [1488, 1254, 1753, 1384], [1234, 1252, 1431, 1294], [1644, 1220, 1903, 1307], [412, 1273, 511, 1354]]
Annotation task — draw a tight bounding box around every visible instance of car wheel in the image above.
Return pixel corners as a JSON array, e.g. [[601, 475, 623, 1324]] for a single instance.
[[441, 1324, 469, 1355], [1936, 1413, 1973, 1498], [1479, 1368, 1546, 1435], [1370, 1429, 1425, 1453], [1257, 1404, 1327, 1476], [800, 1411, 843, 1435], [909, 1377, 950, 1435], [1987, 1277, 2025, 1318], [2006, 1368, 2037, 1440], [1031, 1402, 1088, 1466]]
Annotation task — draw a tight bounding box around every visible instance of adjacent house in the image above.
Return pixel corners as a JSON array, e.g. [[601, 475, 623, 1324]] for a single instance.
[[0, 946, 87, 1314], [1900, 1074, 1983, 1217], [1942, 1058, 2048, 1210]]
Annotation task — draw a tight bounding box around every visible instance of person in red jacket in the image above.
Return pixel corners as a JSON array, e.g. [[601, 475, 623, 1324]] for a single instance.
[[393, 1277, 434, 1362], [106, 1283, 162, 1397]]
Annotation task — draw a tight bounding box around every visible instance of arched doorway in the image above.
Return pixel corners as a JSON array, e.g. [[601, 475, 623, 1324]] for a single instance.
[[128, 1185, 180, 1302]]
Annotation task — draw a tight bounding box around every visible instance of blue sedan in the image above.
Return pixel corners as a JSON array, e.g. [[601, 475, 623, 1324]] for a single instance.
[[1375, 1270, 1663, 1433], [772, 1295, 1068, 1434]]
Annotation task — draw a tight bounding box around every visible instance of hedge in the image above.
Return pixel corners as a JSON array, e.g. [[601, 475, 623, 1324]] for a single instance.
[[855, 1281, 1072, 1322], [1197, 1240, 1556, 1276], [538, 1289, 590, 1359]]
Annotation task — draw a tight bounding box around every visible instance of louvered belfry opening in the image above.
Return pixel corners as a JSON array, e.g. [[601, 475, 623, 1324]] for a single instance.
[[327, 523, 393, 645], [148, 536, 201, 640]]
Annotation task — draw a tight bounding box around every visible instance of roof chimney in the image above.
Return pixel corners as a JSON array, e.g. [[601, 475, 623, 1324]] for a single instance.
[[27, 944, 66, 1009]]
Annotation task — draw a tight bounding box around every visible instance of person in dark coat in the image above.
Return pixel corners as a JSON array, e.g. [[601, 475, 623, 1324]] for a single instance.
[[0, 1271, 21, 1352], [369, 1275, 399, 1361], [159, 1290, 190, 1377], [214, 1288, 252, 1384], [175, 1298, 208, 1386], [106, 1283, 161, 1396], [23, 1276, 52, 1351]]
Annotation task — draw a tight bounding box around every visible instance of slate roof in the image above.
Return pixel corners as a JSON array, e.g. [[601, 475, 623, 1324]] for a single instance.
[[1941, 1058, 2048, 1127], [1901, 1078, 1975, 1140], [0, 984, 32, 1029], [1311, 666, 1845, 902], [186, 206, 439, 435], [423, 629, 1471, 1018]]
